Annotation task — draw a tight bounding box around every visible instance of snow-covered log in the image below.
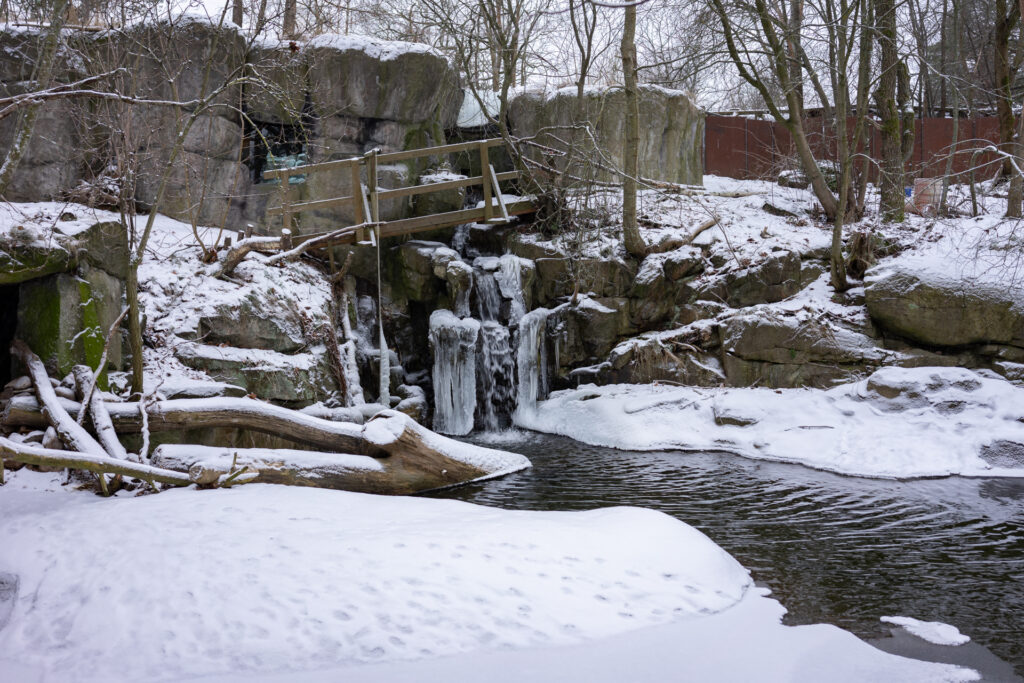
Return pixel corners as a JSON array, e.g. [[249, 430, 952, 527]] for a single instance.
[[149, 411, 531, 494], [0, 437, 192, 487], [10, 341, 108, 458], [72, 365, 129, 461], [3, 395, 366, 453]]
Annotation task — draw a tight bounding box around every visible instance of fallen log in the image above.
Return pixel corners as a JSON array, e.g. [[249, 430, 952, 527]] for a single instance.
[[150, 412, 530, 494], [3, 395, 366, 453], [0, 437, 193, 487], [72, 365, 129, 461], [10, 341, 108, 458]]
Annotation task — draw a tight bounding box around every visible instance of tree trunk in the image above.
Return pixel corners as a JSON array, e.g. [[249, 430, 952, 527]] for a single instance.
[[995, 0, 1021, 217], [620, 4, 647, 259], [283, 0, 297, 38], [3, 395, 367, 454], [875, 0, 905, 222], [232, 0, 244, 26]]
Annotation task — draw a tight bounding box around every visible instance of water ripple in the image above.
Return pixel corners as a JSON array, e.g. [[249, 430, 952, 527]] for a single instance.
[[432, 432, 1024, 676]]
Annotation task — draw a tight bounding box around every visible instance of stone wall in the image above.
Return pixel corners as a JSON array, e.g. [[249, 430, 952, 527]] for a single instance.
[[0, 21, 463, 235], [508, 85, 704, 186]]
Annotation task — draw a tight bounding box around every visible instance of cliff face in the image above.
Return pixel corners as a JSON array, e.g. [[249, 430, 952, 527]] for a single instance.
[[0, 20, 463, 232], [508, 85, 705, 187]]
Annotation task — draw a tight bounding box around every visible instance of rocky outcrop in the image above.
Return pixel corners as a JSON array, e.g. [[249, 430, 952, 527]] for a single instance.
[[3, 214, 129, 379], [0, 22, 461, 233], [509, 85, 704, 186], [866, 260, 1024, 348]]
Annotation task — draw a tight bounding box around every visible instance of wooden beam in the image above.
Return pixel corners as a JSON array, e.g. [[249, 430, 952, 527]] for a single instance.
[[488, 164, 510, 222], [480, 142, 492, 222], [267, 193, 356, 217]]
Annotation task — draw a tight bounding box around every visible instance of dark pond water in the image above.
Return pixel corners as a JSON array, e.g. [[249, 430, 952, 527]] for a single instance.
[[430, 431, 1024, 678]]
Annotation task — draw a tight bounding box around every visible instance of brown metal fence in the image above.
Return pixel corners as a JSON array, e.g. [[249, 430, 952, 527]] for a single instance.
[[704, 114, 1003, 182]]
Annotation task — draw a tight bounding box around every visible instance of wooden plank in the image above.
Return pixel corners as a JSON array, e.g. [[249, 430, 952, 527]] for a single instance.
[[351, 165, 365, 223], [377, 200, 537, 238], [262, 155, 360, 179], [267, 194, 355, 216], [377, 174, 483, 201], [375, 137, 506, 164], [261, 138, 506, 180]]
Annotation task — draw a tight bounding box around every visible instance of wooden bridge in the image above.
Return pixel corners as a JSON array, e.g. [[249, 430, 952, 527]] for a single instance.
[[263, 138, 536, 249]]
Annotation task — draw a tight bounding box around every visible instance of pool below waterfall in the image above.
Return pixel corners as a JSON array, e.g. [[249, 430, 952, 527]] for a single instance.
[[430, 431, 1024, 680]]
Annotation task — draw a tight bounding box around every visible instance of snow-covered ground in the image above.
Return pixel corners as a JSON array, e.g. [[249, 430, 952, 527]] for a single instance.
[[0, 475, 976, 682], [515, 366, 1024, 479]]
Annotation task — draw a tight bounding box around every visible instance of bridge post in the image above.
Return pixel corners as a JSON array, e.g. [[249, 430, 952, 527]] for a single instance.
[[480, 142, 492, 222]]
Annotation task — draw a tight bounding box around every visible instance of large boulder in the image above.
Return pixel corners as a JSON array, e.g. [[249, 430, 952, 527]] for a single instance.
[[304, 35, 460, 123], [534, 257, 635, 305], [174, 342, 337, 407], [549, 296, 634, 372], [719, 309, 886, 388], [697, 250, 804, 309], [866, 258, 1024, 348], [509, 85, 704, 185]]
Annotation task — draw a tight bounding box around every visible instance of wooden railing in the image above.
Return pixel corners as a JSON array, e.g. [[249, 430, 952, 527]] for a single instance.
[[262, 138, 535, 248]]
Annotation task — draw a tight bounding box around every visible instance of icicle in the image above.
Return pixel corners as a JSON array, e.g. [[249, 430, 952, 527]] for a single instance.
[[514, 307, 550, 421], [429, 310, 480, 435], [476, 321, 516, 431]]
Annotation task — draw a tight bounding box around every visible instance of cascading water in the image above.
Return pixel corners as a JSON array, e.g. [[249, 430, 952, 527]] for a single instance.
[[476, 322, 516, 430], [429, 309, 480, 436]]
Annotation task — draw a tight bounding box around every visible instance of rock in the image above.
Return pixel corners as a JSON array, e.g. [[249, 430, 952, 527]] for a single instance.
[[506, 234, 565, 261], [663, 246, 705, 281], [413, 170, 467, 216], [247, 44, 309, 124], [174, 342, 337, 407], [865, 261, 1024, 348], [116, 18, 248, 108], [534, 257, 635, 305], [860, 366, 988, 413], [157, 379, 248, 399], [394, 383, 428, 423], [698, 250, 803, 308], [720, 310, 884, 366], [15, 269, 125, 379], [602, 332, 725, 387], [777, 169, 809, 189], [197, 295, 308, 353], [304, 35, 459, 123], [719, 309, 885, 388], [135, 149, 249, 227], [510, 85, 703, 185], [550, 297, 634, 371], [394, 240, 447, 302]]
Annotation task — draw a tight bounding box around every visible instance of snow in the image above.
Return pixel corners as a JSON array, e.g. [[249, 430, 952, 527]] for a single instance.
[[881, 617, 971, 646], [0, 484, 976, 683], [457, 89, 500, 128], [515, 366, 1024, 479], [306, 33, 444, 62], [0, 202, 119, 240]]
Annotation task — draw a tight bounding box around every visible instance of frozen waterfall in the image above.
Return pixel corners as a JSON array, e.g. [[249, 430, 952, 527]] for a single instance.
[[429, 310, 480, 436], [514, 307, 550, 421]]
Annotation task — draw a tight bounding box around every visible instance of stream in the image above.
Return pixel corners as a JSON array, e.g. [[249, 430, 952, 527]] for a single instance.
[[431, 431, 1024, 679]]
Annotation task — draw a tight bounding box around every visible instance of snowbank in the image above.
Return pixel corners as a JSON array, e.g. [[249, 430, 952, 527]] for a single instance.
[[516, 366, 1024, 479], [0, 482, 975, 682]]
